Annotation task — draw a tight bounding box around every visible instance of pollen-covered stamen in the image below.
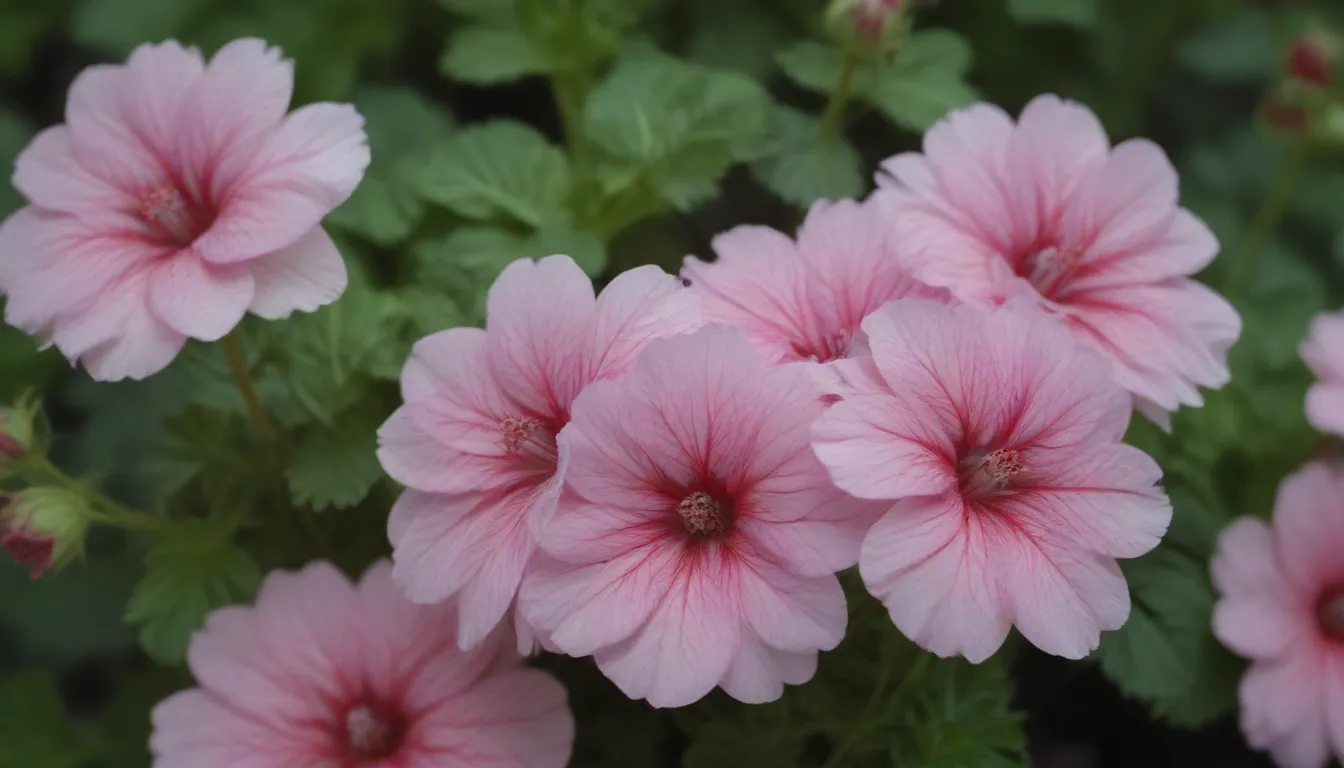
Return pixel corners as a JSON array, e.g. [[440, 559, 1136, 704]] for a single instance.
[[1025, 246, 1083, 299], [500, 417, 541, 454], [344, 705, 400, 761], [1318, 590, 1344, 641], [960, 448, 1024, 498], [677, 491, 732, 537], [136, 185, 209, 245]]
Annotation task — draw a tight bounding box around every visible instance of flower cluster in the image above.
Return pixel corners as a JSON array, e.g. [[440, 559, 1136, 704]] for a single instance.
[[369, 95, 1242, 708]]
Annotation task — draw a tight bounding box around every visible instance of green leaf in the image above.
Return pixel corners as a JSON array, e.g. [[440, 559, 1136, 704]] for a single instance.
[[1006, 0, 1099, 27], [1151, 636, 1242, 728], [286, 402, 386, 511], [1178, 8, 1278, 84], [1096, 547, 1237, 728], [776, 40, 847, 95], [433, 0, 515, 22], [749, 105, 865, 206], [0, 109, 32, 218], [684, 719, 802, 768], [584, 46, 769, 212], [687, 0, 793, 79], [125, 521, 262, 665], [0, 673, 89, 768], [526, 226, 608, 277], [71, 0, 208, 56], [893, 656, 1026, 768], [440, 25, 549, 84], [91, 666, 191, 768], [328, 87, 454, 246], [865, 30, 979, 133], [415, 120, 572, 227], [0, 3, 61, 78], [415, 227, 527, 323], [1236, 241, 1326, 372]]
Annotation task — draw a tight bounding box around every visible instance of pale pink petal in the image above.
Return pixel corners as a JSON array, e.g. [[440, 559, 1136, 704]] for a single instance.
[[1306, 385, 1344, 438], [918, 102, 1017, 253], [195, 103, 369, 264], [1065, 140, 1179, 258], [861, 495, 1012, 663], [523, 541, 681, 656], [1241, 657, 1332, 768], [811, 391, 955, 500], [1273, 462, 1344, 594], [174, 39, 292, 203], [411, 669, 573, 768], [1303, 311, 1344, 382], [151, 690, 327, 768], [1006, 94, 1109, 233], [148, 252, 255, 341], [1001, 538, 1130, 659], [63, 65, 169, 193], [246, 226, 347, 319], [718, 633, 818, 704], [583, 264, 703, 381], [12, 126, 128, 218], [593, 556, 742, 708], [51, 267, 188, 381], [484, 255, 595, 419], [735, 555, 846, 653]]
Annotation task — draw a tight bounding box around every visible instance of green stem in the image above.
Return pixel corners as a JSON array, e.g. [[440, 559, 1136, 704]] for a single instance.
[[1223, 141, 1310, 300], [26, 456, 170, 534], [220, 333, 280, 452], [819, 55, 862, 144], [552, 68, 592, 161], [822, 636, 905, 768]]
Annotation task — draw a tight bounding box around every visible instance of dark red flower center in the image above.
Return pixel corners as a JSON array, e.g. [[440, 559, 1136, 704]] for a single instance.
[[1317, 589, 1344, 642], [959, 448, 1024, 499], [135, 183, 216, 246], [678, 491, 733, 537], [343, 703, 404, 763]]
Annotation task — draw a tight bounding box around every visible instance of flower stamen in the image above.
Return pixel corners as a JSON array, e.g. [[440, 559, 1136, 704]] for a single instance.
[[500, 417, 540, 454], [1025, 246, 1083, 299], [960, 448, 1024, 499], [136, 185, 207, 245], [345, 705, 400, 761], [677, 491, 732, 537]]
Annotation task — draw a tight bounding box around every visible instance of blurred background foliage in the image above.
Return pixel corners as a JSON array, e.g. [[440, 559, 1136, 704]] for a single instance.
[[0, 0, 1341, 765]]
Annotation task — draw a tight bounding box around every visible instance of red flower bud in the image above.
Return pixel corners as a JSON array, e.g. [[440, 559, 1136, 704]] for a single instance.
[[853, 0, 903, 39], [1262, 97, 1310, 134], [0, 489, 89, 578], [1287, 34, 1334, 86]]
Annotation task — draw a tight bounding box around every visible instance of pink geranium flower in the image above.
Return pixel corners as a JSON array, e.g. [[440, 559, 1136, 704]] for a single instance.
[[1212, 462, 1344, 768], [377, 255, 700, 650], [520, 328, 878, 708], [150, 560, 574, 768], [875, 94, 1240, 424], [682, 199, 937, 368], [1301, 311, 1344, 437], [0, 39, 369, 381], [812, 300, 1172, 661]]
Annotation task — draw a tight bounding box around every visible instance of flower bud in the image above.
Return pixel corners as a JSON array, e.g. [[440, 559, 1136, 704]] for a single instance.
[[1287, 33, 1335, 87], [828, 0, 903, 43], [1262, 96, 1310, 135], [0, 488, 90, 578]]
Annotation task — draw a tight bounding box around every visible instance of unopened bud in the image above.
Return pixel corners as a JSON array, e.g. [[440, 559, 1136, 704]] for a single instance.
[[0, 488, 90, 578], [1262, 97, 1310, 135], [1287, 33, 1335, 87], [828, 0, 904, 44]]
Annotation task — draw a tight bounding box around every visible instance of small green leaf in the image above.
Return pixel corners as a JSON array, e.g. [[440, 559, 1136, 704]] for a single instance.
[[440, 25, 549, 84], [432, 0, 515, 22], [415, 120, 572, 227], [892, 655, 1026, 768], [749, 105, 865, 206], [584, 46, 769, 212], [687, 0, 793, 79], [1096, 547, 1236, 728], [0, 673, 89, 768], [286, 402, 386, 511], [776, 40, 848, 95], [125, 521, 262, 665], [415, 227, 530, 323], [685, 720, 802, 768], [526, 227, 608, 277], [865, 30, 979, 133], [1006, 0, 1099, 27], [328, 87, 455, 246]]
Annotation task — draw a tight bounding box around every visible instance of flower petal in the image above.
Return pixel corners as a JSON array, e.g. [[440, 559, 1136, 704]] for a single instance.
[[149, 252, 255, 341], [246, 226, 347, 319]]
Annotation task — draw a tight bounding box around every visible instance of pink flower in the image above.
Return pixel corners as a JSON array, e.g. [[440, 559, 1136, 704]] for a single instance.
[[1211, 462, 1344, 768], [1302, 311, 1344, 437], [150, 560, 574, 768], [812, 300, 1172, 661], [0, 39, 370, 381], [875, 94, 1240, 425], [682, 199, 937, 369], [519, 328, 877, 708], [377, 255, 701, 650]]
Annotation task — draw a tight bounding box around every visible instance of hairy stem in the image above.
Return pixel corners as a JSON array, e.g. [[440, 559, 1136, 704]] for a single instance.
[[1223, 141, 1310, 300], [819, 55, 862, 144], [25, 456, 170, 534], [220, 333, 280, 451]]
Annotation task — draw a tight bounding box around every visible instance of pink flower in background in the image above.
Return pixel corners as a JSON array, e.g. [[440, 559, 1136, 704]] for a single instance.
[[377, 255, 701, 650], [150, 561, 573, 768], [1301, 311, 1344, 436], [1212, 462, 1344, 768], [0, 39, 369, 381], [875, 94, 1240, 425], [812, 300, 1171, 661], [521, 329, 877, 708], [682, 199, 938, 370]]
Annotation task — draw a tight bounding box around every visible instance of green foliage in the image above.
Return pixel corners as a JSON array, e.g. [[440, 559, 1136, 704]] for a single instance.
[[1178, 8, 1279, 84], [440, 25, 549, 84], [583, 46, 771, 215], [1006, 0, 1099, 27], [0, 673, 90, 768], [415, 120, 573, 227], [286, 401, 386, 512], [749, 104, 866, 206], [124, 521, 262, 665]]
